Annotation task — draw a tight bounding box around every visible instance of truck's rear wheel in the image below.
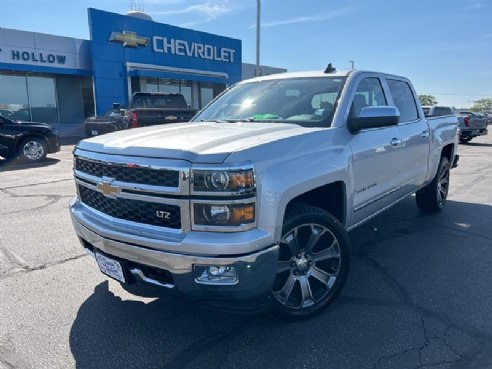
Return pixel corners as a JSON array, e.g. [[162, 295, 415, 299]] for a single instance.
[[272, 203, 349, 318], [416, 156, 450, 213]]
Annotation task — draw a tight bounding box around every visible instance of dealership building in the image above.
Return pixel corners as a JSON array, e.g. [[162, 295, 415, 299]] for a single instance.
[[0, 8, 285, 137]]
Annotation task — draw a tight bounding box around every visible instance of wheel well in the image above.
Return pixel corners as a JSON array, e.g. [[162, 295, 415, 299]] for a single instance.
[[441, 144, 454, 161], [16, 134, 48, 152], [287, 181, 346, 225]]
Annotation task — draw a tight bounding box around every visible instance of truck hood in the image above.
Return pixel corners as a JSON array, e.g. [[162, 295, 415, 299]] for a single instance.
[[77, 122, 320, 163]]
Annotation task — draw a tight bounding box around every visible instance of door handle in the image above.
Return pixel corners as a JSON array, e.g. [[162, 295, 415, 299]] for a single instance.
[[390, 138, 402, 147], [421, 130, 430, 138]]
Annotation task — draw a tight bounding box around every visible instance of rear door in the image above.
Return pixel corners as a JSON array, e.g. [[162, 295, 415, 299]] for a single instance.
[[385, 78, 430, 194], [348, 76, 403, 225]]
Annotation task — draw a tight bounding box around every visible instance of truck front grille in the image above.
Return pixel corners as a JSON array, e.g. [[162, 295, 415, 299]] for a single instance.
[[75, 157, 179, 187], [78, 185, 181, 229]]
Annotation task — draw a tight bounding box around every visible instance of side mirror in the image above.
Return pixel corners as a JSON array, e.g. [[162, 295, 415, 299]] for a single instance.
[[348, 106, 400, 134]]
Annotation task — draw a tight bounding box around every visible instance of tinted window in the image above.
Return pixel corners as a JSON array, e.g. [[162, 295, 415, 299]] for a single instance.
[[350, 78, 387, 117], [132, 94, 188, 109], [422, 107, 430, 117], [434, 107, 452, 116], [387, 79, 419, 122]]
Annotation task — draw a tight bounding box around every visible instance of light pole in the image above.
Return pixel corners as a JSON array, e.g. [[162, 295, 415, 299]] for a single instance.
[[349, 60, 354, 69], [256, 0, 261, 77]]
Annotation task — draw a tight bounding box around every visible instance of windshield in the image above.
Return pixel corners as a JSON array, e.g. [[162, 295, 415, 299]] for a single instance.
[[194, 77, 346, 127]]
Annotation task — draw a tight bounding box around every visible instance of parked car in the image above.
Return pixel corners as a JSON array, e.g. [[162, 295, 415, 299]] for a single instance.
[[85, 103, 127, 137], [0, 115, 60, 162], [70, 67, 459, 318], [124, 92, 198, 128], [456, 111, 488, 143]]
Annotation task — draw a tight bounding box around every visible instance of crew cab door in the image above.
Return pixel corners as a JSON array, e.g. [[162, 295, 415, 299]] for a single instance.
[[385, 78, 430, 194], [347, 76, 403, 226]]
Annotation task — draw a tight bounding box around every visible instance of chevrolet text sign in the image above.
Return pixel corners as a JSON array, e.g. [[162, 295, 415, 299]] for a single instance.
[[152, 36, 236, 63]]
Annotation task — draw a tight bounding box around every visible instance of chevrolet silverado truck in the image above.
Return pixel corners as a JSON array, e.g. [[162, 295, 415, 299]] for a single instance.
[[70, 67, 459, 318], [456, 111, 488, 144], [124, 92, 198, 129]]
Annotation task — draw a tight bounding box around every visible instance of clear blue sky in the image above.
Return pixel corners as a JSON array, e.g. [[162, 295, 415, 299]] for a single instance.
[[1, 0, 491, 108]]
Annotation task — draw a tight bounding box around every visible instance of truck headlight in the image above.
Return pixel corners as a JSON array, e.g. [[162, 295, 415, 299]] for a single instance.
[[193, 167, 255, 193], [194, 203, 255, 226]]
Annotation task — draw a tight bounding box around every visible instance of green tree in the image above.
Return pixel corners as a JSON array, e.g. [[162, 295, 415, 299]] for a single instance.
[[471, 98, 492, 112], [418, 95, 438, 106]]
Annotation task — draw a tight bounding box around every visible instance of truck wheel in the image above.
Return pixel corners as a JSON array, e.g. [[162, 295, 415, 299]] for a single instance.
[[18, 137, 47, 162], [272, 203, 350, 318], [459, 137, 473, 144], [416, 156, 450, 213]]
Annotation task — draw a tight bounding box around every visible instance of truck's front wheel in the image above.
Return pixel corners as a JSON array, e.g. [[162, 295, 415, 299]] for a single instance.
[[272, 203, 350, 318]]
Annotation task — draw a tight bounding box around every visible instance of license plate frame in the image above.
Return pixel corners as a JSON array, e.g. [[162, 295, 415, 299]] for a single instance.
[[95, 252, 126, 283], [91, 130, 98, 136]]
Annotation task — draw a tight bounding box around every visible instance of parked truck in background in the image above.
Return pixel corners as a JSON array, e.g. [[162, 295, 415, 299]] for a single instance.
[[124, 92, 198, 129], [70, 67, 459, 318], [456, 111, 488, 143]]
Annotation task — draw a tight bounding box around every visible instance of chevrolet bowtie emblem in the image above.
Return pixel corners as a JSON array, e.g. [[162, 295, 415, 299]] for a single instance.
[[109, 31, 149, 48], [97, 179, 121, 198]]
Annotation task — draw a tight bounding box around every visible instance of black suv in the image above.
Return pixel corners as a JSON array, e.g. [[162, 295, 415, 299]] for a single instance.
[[0, 115, 60, 162]]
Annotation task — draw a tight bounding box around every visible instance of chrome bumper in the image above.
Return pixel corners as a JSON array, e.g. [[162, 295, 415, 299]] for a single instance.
[[71, 199, 279, 302]]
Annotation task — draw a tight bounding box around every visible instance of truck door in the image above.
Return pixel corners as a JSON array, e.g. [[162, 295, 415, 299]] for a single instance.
[[348, 77, 403, 226], [386, 79, 429, 194]]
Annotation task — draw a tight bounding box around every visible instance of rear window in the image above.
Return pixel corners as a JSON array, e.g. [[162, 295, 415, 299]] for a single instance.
[[132, 94, 187, 109]]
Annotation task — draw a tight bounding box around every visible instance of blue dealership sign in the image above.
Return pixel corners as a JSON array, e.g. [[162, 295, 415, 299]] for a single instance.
[[88, 8, 242, 114]]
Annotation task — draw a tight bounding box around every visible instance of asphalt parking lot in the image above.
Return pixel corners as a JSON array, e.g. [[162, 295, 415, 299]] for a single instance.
[[1, 136, 492, 369]]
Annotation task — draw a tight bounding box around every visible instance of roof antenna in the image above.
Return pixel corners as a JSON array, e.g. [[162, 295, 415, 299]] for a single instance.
[[324, 63, 336, 74]]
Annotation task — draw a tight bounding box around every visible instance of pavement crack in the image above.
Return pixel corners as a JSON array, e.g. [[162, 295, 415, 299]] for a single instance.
[[0, 253, 87, 280], [0, 178, 73, 191], [355, 249, 492, 369]]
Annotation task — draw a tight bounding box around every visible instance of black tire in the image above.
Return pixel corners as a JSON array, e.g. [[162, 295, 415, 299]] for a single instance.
[[459, 136, 473, 144], [416, 156, 450, 213], [17, 137, 47, 162], [271, 203, 350, 319]]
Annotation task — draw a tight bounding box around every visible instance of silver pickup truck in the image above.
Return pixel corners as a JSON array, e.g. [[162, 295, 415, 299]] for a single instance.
[[70, 67, 459, 318]]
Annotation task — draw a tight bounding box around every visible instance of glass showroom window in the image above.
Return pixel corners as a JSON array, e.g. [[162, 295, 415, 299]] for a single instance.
[[27, 75, 58, 123], [0, 72, 30, 121]]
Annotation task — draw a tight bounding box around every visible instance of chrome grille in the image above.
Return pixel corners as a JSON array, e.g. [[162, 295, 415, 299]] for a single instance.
[[75, 157, 179, 187], [78, 185, 181, 229]]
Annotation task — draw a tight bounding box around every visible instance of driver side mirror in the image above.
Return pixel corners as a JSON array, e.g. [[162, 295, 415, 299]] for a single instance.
[[348, 106, 400, 134]]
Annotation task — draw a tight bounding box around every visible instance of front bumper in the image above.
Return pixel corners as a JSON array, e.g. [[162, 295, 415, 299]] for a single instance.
[[47, 132, 60, 153], [71, 202, 279, 309]]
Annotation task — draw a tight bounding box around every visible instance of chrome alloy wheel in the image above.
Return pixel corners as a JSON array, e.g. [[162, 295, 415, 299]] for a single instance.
[[22, 140, 45, 161], [436, 160, 450, 207], [273, 223, 342, 310]]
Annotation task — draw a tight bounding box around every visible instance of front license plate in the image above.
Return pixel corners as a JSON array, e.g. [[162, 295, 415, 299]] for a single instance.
[[91, 130, 98, 135], [95, 253, 125, 283]]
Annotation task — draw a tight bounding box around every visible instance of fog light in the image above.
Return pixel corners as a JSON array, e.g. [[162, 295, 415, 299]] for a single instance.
[[194, 265, 238, 285]]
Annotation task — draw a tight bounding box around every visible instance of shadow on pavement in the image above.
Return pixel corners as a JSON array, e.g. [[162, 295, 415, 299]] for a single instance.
[[0, 157, 60, 172], [69, 281, 268, 369], [461, 141, 492, 148]]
